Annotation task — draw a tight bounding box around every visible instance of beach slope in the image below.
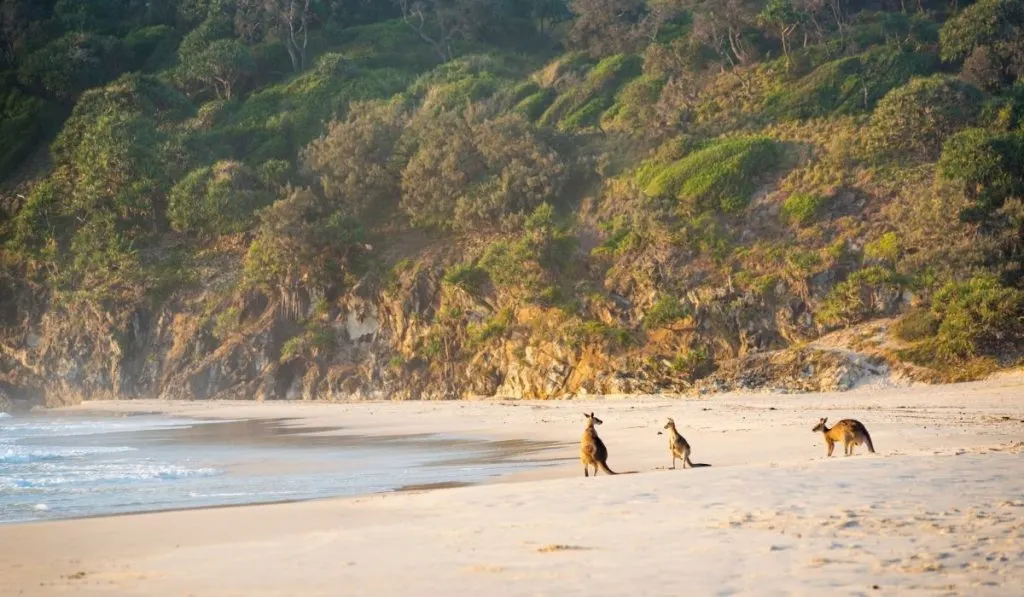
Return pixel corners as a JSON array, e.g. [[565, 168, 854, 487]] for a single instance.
[[2, 376, 1023, 596]]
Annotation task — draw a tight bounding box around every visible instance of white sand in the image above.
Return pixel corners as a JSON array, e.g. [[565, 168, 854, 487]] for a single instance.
[[2, 375, 1023, 596]]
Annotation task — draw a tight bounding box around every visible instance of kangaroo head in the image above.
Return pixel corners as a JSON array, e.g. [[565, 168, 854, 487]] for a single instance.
[[663, 418, 676, 430], [812, 417, 828, 432], [584, 412, 603, 426]]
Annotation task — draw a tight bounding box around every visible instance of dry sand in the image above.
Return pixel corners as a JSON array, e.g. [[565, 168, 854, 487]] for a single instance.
[[2, 374, 1023, 596]]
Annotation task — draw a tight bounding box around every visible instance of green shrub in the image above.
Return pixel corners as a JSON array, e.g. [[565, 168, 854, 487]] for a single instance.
[[7, 177, 65, 254], [592, 216, 642, 258], [780, 193, 828, 226], [764, 46, 938, 120], [444, 264, 489, 296], [868, 75, 983, 160], [846, 11, 940, 48], [539, 53, 641, 130], [280, 322, 336, 364], [893, 308, 939, 342], [560, 96, 610, 131], [864, 232, 902, 264], [568, 320, 633, 351], [601, 74, 664, 133], [225, 55, 415, 163], [468, 309, 514, 344], [640, 137, 783, 214], [786, 249, 824, 275], [213, 306, 242, 340], [818, 266, 903, 326], [643, 295, 688, 330], [123, 25, 179, 71], [168, 161, 273, 236], [939, 0, 1024, 64], [479, 240, 536, 289], [515, 88, 557, 121], [938, 128, 1024, 219], [510, 81, 541, 103], [670, 346, 715, 380], [929, 275, 1024, 361], [256, 160, 294, 189], [0, 81, 55, 180]]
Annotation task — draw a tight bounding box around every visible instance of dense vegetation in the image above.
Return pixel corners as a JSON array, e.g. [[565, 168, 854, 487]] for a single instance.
[[1, 0, 1022, 403]]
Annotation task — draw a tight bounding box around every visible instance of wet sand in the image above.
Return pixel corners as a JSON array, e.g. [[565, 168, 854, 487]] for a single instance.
[[2, 374, 1023, 596]]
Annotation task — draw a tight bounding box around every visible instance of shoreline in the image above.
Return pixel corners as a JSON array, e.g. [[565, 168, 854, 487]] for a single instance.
[[2, 412, 565, 526], [3, 375, 1023, 595]]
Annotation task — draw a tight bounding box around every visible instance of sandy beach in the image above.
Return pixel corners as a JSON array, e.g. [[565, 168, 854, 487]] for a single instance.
[[2, 375, 1023, 596]]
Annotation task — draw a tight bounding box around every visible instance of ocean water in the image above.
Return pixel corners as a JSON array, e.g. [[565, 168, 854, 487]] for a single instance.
[[0, 411, 551, 524]]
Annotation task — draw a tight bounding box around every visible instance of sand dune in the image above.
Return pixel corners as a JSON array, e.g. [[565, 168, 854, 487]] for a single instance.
[[2, 375, 1023, 596]]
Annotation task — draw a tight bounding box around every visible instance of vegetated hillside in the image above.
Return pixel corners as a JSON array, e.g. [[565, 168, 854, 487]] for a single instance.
[[1, 0, 1022, 408]]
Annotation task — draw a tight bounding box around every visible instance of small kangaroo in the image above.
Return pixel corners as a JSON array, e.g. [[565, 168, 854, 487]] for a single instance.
[[812, 417, 875, 457], [580, 412, 617, 477], [663, 418, 694, 469]]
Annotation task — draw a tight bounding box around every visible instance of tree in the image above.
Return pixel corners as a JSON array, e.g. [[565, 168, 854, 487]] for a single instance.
[[53, 0, 130, 34], [267, 0, 314, 72], [868, 75, 982, 161], [42, 75, 192, 240], [0, 0, 31, 66], [524, 0, 574, 35], [463, 114, 570, 223], [939, 0, 1024, 91], [177, 39, 255, 100], [395, 0, 500, 62], [233, 0, 270, 43], [758, 0, 805, 68], [326, 0, 402, 26], [399, 110, 571, 229], [689, 0, 759, 69], [244, 187, 365, 293], [400, 110, 485, 227], [567, 0, 648, 56], [301, 101, 408, 218], [18, 33, 130, 101]]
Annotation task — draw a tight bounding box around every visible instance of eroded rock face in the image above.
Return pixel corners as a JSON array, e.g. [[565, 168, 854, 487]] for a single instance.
[[0, 247, 912, 404]]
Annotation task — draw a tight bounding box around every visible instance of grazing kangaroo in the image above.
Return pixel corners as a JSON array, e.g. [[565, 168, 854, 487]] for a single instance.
[[580, 412, 617, 477], [812, 417, 875, 457], [663, 418, 694, 469]]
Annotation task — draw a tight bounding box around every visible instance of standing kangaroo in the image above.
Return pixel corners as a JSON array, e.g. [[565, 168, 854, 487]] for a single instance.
[[812, 417, 875, 457], [580, 412, 617, 477], [663, 418, 694, 469]]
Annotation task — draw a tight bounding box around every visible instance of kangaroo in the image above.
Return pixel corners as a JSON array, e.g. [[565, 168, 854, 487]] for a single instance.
[[663, 418, 694, 469], [812, 417, 875, 457], [580, 412, 617, 477]]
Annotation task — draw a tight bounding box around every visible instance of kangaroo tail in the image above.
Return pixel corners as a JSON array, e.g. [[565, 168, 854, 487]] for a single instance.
[[863, 429, 876, 453], [598, 461, 617, 475], [683, 455, 694, 469]]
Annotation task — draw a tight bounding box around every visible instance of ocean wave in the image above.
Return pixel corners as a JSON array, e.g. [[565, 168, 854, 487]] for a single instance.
[[1, 464, 222, 489], [0, 413, 11, 419], [0, 445, 137, 464], [0, 417, 231, 439]]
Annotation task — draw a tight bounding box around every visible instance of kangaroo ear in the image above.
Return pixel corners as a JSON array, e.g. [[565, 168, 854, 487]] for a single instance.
[[822, 417, 828, 423]]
